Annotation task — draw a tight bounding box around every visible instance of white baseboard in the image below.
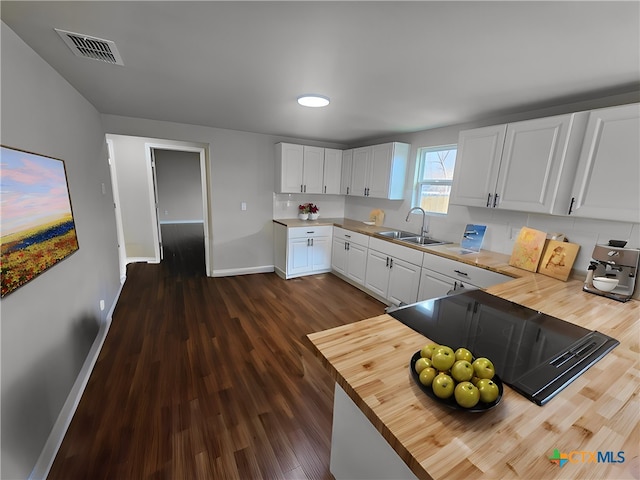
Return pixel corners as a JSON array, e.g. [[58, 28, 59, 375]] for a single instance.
[[29, 283, 124, 480], [159, 220, 204, 225], [211, 265, 275, 277]]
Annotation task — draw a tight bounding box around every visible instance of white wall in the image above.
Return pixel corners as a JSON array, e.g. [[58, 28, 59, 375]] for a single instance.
[[344, 92, 640, 275], [1, 22, 121, 479], [101, 115, 345, 275], [155, 149, 203, 224]]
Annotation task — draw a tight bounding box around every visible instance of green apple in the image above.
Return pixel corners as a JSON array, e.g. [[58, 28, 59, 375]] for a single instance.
[[454, 347, 473, 362], [432, 345, 455, 357], [431, 373, 455, 399], [420, 343, 440, 359], [472, 357, 495, 380], [476, 378, 500, 403], [454, 381, 480, 408], [432, 349, 456, 371], [450, 360, 474, 382], [414, 357, 432, 374], [419, 367, 437, 387]]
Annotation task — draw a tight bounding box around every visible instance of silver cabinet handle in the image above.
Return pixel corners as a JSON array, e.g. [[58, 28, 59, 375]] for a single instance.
[[386, 257, 389, 267], [486, 193, 492, 207], [301, 184, 304, 193], [568, 197, 576, 215], [454, 269, 468, 277], [346, 187, 350, 195], [311, 238, 314, 247], [493, 194, 499, 208], [324, 186, 327, 193], [389, 258, 393, 269]]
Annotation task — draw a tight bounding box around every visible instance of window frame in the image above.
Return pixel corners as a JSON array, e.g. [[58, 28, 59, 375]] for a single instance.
[[412, 144, 458, 215]]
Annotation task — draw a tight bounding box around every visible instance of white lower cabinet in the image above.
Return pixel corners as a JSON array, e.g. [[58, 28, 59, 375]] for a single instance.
[[418, 254, 512, 301], [364, 238, 423, 306], [275, 224, 332, 279], [331, 227, 369, 286]]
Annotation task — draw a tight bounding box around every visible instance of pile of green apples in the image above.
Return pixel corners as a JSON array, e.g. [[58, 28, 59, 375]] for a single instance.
[[414, 343, 499, 408]]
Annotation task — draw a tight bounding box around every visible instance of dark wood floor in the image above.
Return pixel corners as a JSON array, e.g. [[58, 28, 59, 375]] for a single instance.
[[48, 223, 385, 479]]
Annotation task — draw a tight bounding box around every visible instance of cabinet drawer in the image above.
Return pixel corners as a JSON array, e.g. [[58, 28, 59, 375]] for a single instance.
[[422, 254, 511, 289], [369, 237, 424, 266], [288, 226, 332, 239], [333, 227, 370, 247]]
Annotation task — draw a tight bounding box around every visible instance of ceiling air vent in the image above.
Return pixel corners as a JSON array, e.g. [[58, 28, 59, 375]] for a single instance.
[[55, 28, 124, 65]]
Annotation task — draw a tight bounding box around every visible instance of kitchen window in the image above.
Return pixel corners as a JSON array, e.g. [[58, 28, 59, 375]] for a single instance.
[[413, 145, 457, 215]]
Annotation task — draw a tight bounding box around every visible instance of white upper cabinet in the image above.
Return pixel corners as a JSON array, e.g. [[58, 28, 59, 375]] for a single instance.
[[349, 142, 409, 199], [449, 125, 506, 208], [302, 146, 325, 194], [340, 149, 353, 195], [568, 103, 640, 223], [323, 148, 343, 195], [275, 143, 331, 194], [450, 113, 588, 215], [276, 143, 305, 193]]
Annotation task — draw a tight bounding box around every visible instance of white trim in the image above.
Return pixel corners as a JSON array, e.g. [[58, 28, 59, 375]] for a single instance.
[[29, 283, 125, 480], [106, 139, 127, 280], [159, 220, 204, 225], [144, 142, 212, 276], [212, 265, 275, 277]]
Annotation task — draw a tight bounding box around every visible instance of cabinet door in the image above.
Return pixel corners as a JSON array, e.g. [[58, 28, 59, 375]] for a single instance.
[[288, 237, 312, 275], [323, 148, 342, 195], [278, 143, 304, 193], [311, 236, 332, 271], [368, 143, 393, 199], [387, 257, 421, 306], [496, 114, 574, 213], [303, 146, 325, 194], [417, 269, 456, 301], [364, 249, 390, 298], [351, 147, 371, 197], [332, 237, 347, 275], [449, 125, 506, 207], [570, 103, 640, 223], [346, 242, 368, 286], [340, 149, 353, 195]]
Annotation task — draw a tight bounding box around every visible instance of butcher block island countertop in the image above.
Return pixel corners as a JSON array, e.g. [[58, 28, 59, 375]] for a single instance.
[[307, 274, 640, 480]]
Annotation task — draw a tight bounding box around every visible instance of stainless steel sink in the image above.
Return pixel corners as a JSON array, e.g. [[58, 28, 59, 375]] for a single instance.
[[376, 230, 418, 239], [400, 236, 450, 246]]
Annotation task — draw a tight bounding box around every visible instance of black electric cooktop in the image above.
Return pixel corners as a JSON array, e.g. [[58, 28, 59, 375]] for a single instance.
[[389, 289, 619, 406]]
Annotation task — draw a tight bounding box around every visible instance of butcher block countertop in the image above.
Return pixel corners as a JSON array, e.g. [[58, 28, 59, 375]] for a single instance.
[[307, 274, 640, 479], [274, 217, 531, 279]]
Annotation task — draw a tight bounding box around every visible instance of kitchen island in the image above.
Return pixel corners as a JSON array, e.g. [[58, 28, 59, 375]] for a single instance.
[[307, 274, 639, 479]]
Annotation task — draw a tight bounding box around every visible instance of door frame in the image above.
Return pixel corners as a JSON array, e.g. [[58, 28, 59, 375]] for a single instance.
[[144, 141, 212, 276]]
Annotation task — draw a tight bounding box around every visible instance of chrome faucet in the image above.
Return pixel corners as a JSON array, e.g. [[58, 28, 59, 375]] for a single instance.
[[405, 207, 429, 237]]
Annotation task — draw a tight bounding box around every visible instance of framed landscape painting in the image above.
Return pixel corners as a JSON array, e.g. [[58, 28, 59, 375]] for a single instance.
[[1, 145, 79, 297]]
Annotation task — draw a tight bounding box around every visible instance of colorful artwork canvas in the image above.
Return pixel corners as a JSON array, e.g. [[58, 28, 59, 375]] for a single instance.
[[1, 146, 79, 297], [509, 227, 547, 272], [538, 240, 580, 281]]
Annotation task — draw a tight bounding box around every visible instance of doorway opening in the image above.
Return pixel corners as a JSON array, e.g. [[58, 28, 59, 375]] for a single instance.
[[152, 148, 206, 277]]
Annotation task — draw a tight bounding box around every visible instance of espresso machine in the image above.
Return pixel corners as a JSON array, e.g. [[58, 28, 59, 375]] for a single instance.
[[584, 241, 640, 302]]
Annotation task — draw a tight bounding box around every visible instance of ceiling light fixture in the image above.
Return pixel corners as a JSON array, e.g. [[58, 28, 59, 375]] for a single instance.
[[297, 94, 330, 108]]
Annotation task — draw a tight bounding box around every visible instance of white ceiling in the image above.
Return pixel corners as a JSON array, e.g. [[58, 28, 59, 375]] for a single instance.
[[2, 1, 639, 144]]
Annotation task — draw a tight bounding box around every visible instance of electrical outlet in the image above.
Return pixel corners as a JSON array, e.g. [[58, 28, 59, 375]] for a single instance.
[[241, 202, 247, 211], [99, 300, 105, 311]]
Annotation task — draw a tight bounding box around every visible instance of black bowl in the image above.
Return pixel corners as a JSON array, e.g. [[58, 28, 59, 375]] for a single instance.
[[410, 351, 503, 412]]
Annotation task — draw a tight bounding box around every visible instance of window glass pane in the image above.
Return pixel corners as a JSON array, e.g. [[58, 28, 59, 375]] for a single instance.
[[420, 148, 456, 181], [419, 183, 451, 215], [415, 146, 457, 215]]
